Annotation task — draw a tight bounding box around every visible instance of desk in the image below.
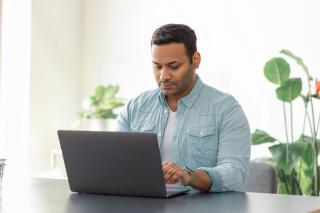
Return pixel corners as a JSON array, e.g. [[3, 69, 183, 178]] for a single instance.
[[0, 178, 320, 213]]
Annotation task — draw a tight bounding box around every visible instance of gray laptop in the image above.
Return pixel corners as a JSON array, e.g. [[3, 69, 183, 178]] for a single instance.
[[57, 130, 189, 198]]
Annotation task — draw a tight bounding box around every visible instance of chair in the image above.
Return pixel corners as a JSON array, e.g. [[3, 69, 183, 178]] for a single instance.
[[242, 162, 278, 193]]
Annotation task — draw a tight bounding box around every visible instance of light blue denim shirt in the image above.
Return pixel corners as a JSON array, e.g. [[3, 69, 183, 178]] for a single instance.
[[116, 76, 251, 192]]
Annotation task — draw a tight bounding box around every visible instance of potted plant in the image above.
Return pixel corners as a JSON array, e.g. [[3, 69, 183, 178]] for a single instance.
[[252, 49, 320, 195], [75, 84, 124, 131]]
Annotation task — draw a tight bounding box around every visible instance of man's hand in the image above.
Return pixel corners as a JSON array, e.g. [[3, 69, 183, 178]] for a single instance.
[[162, 161, 212, 191], [162, 161, 190, 186]]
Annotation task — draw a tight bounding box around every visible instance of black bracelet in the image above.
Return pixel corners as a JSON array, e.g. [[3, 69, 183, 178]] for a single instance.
[[184, 167, 195, 186]]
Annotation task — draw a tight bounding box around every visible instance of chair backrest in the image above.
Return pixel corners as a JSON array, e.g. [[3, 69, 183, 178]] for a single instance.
[[242, 162, 278, 193]]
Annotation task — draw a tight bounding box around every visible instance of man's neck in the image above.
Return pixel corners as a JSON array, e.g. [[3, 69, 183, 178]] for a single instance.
[[166, 97, 179, 112]]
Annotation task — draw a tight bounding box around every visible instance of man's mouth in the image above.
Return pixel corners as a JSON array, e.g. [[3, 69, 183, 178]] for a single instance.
[[160, 82, 175, 90]]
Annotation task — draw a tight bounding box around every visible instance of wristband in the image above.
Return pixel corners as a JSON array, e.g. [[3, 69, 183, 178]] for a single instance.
[[184, 167, 195, 186]]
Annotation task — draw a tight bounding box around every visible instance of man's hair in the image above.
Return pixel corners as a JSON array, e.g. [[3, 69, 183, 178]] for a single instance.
[[151, 24, 197, 63]]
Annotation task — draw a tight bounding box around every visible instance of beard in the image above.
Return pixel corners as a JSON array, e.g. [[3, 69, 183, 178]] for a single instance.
[[158, 68, 195, 97]]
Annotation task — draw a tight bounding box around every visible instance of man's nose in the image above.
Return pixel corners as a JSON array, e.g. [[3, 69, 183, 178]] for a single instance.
[[159, 68, 171, 81]]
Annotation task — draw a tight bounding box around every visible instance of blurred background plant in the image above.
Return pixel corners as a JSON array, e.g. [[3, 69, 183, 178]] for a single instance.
[[78, 85, 124, 120], [252, 49, 320, 196]]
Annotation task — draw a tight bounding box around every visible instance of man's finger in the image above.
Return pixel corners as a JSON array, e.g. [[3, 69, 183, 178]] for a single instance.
[[162, 162, 176, 170], [164, 167, 177, 180]]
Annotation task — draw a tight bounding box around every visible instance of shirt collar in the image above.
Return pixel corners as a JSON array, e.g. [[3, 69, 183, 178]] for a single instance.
[[158, 75, 204, 108]]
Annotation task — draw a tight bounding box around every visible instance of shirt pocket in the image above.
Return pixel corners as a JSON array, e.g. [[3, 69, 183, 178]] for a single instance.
[[186, 126, 216, 161]]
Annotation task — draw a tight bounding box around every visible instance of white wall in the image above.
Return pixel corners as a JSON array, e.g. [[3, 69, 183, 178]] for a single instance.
[[29, 0, 83, 173], [0, 0, 31, 178], [83, 0, 320, 159]]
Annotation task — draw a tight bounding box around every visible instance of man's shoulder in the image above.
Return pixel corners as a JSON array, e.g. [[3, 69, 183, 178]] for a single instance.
[[201, 83, 237, 105], [132, 88, 159, 102], [191, 82, 240, 116], [127, 88, 160, 111]]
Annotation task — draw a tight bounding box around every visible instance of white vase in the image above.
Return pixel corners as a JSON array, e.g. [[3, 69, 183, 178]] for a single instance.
[[88, 119, 108, 131]]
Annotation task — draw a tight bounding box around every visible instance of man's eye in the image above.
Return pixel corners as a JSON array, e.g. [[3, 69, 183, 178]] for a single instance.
[[153, 65, 161, 70], [169, 65, 180, 70]]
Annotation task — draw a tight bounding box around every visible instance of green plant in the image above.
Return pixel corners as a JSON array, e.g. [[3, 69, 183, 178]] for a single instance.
[[78, 85, 124, 119], [252, 49, 320, 196]]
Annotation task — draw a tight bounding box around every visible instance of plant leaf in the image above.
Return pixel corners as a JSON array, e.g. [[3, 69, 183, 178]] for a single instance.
[[269, 143, 307, 175], [294, 135, 320, 195], [295, 149, 314, 195], [299, 135, 320, 156], [79, 84, 124, 119], [104, 85, 119, 99], [300, 94, 309, 106], [276, 78, 302, 102], [251, 129, 277, 145], [264, 57, 290, 85], [280, 49, 312, 81]]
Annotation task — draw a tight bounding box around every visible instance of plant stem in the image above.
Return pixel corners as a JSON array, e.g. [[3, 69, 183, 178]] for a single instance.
[[290, 102, 294, 142], [310, 98, 317, 138], [300, 102, 309, 192], [302, 107, 307, 137], [306, 110, 315, 138], [283, 102, 290, 175], [316, 111, 320, 138], [283, 102, 289, 143]]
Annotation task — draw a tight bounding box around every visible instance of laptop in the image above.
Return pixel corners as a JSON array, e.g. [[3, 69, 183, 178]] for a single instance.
[[57, 130, 190, 198]]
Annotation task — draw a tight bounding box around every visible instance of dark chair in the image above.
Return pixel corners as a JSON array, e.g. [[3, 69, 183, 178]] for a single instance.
[[242, 162, 278, 193]]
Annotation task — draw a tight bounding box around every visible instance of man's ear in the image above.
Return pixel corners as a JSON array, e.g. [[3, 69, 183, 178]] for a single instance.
[[192, 52, 201, 69]]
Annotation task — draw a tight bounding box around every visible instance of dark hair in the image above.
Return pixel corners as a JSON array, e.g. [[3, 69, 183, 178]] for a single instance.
[[151, 24, 197, 63]]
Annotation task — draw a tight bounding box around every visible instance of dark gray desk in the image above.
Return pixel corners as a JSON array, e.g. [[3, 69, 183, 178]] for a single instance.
[[1, 178, 320, 213]]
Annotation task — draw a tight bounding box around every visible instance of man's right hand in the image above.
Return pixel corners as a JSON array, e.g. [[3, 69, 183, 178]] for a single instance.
[[162, 161, 191, 186]]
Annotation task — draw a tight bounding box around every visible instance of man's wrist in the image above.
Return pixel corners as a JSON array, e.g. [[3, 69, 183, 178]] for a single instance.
[[184, 167, 196, 186]]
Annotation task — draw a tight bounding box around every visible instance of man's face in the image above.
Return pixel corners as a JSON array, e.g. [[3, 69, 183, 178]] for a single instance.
[[151, 43, 199, 99]]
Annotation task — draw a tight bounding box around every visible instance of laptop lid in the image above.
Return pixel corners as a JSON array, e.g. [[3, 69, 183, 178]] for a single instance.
[[57, 130, 188, 198]]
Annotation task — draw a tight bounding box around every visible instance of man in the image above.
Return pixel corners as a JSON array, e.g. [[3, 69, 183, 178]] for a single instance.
[[116, 24, 251, 192]]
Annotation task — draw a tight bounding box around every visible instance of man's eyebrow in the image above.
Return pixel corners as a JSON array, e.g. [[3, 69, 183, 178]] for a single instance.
[[152, 60, 180, 65]]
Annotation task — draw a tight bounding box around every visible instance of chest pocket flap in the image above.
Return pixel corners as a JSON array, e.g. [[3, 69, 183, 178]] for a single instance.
[[187, 126, 215, 138]]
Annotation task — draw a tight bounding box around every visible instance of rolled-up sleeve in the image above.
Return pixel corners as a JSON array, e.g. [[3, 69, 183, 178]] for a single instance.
[[198, 99, 251, 192]]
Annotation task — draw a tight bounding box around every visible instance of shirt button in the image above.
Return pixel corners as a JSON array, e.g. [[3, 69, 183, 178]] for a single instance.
[[158, 133, 162, 137], [200, 131, 203, 135]]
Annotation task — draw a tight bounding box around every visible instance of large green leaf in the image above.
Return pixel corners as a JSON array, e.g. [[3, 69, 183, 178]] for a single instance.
[[276, 78, 302, 102], [276, 168, 301, 194], [269, 143, 307, 175], [298, 136, 315, 168], [280, 49, 312, 81], [299, 135, 320, 155], [295, 159, 314, 195], [251, 129, 277, 145], [295, 135, 320, 195], [264, 57, 290, 85]]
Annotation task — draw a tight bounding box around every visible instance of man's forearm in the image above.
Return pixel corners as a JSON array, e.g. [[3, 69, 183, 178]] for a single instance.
[[190, 170, 212, 191]]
